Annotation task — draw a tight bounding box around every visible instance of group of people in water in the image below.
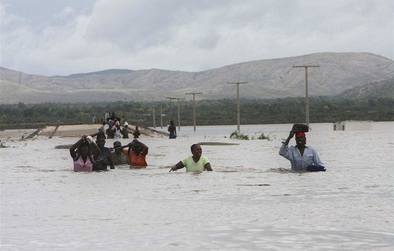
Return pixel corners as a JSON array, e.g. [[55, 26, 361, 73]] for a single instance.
[[99, 113, 133, 139], [70, 121, 325, 173], [70, 130, 149, 172]]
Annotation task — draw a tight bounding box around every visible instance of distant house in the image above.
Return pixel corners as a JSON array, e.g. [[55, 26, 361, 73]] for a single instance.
[[333, 120, 372, 131]]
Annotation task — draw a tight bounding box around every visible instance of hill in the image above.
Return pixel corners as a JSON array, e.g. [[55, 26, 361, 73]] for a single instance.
[[340, 77, 394, 99], [1, 52, 393, 103]]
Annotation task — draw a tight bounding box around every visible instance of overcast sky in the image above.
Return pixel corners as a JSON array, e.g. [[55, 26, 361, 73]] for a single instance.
[[1, 0, 393, 76]]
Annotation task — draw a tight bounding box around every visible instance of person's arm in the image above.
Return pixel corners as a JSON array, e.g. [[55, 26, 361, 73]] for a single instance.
[[86, 136, 101, 159], [140, 142, 148, 155], [204, 163, 212, 171], [90, 132, 99, 138], [120, 144, 129, 150], [69, 137, 84, 159], [312, 149, 324, 166], [284, 131, 294, 145], [169, 161, 185, 172], [279, 131, 294, 159], [127, 142, 133, 156]]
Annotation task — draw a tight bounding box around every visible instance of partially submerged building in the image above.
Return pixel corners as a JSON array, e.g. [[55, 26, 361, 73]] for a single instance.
[[333, 120, 372, 131]]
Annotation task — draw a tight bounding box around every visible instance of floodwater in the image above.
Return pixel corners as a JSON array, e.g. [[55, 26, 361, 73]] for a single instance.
[[1, 122, 393, 250]]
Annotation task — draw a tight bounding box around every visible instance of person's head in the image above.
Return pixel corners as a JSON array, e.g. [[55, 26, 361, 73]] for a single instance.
[[124, 121, 128, 127], [78, 142, 90, 158], [170, 120, 174, 126], [133, 131, 140, 139], [131, 139, 143, 154], [295, 132, 306, 147], [190, 144, 202, 158], [113, 141, 122, 154]]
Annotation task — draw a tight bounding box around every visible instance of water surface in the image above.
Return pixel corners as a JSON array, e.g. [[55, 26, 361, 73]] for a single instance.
[[1, 122, 393, 250]]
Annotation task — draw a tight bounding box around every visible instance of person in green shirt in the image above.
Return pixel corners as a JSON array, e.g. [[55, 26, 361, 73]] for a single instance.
[[170, 144, 212, 172]]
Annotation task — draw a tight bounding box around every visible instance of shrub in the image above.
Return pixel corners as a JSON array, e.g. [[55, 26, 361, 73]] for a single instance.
[[230, 131, 249, 140]]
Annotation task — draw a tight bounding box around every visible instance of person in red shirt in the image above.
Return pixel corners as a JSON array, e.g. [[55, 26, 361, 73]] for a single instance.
[[127, 139, 148, 168]]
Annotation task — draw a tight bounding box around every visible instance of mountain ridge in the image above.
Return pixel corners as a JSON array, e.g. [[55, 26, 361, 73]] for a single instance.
[[1, 52, 394, 104]]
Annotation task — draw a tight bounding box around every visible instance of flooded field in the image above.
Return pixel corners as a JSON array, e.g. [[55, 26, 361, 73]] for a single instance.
[[1, 122, 394, 250]]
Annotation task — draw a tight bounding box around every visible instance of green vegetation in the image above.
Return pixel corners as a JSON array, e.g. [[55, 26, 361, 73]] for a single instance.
[[229, 131, 271, 141], [0, 97, 393, 129], [257, 133, 270, 140], [230, 131, 249, 140]]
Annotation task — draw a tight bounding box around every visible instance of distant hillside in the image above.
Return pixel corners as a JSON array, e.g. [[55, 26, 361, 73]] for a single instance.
[[340, 77, 394, 99], [1, 52, 394, 103]]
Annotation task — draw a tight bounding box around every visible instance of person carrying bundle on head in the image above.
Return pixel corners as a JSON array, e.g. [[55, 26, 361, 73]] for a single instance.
[[279, 124, 325, 172]]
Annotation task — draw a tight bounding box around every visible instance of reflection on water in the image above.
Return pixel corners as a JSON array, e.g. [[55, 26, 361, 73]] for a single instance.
[[202, 226, 394, 250], [1, 122, 394, 250]]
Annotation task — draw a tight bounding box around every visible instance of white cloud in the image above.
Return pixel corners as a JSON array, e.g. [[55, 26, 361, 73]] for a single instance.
[[0, 0, 393, 75]]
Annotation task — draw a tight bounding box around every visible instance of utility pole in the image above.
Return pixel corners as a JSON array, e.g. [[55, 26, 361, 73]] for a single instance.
[[227, 82, 248, 132], [293, 65, 320, 127], [185, 92, 202, 132], [152, 107, 156, 128], [160, 104, 163, 129], [166, 97, 182, 131]]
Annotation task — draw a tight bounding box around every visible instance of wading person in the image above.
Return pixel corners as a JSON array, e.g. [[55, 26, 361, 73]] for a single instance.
[[121, 122, 129, 139], [127, 138, 149, 168], [133, 125, 141, 139], [170, 144, 212, 173], [106, 121, 115, 139], [93, 133, 115, 171], [113, 121, 122, 139], [279, 130, 325, 172], [70, 135, 98, 172], [111, 141, 129, 166], [168, 120, 177, 139]]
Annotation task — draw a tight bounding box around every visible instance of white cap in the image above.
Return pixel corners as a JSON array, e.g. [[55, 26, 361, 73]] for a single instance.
[[124, 121, 128, 126], [86, 136, 93, 143]]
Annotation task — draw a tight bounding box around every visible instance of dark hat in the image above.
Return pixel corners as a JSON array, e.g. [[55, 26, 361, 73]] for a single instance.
[[292, 124, 309, 133], [113, 141, 122, 148]]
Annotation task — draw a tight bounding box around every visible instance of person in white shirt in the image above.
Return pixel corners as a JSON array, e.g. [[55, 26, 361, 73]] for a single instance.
[[279, 130, 325, 172]]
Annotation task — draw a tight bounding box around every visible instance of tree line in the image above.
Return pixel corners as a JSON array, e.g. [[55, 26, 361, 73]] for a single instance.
[[0, 97, 393, 129]]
